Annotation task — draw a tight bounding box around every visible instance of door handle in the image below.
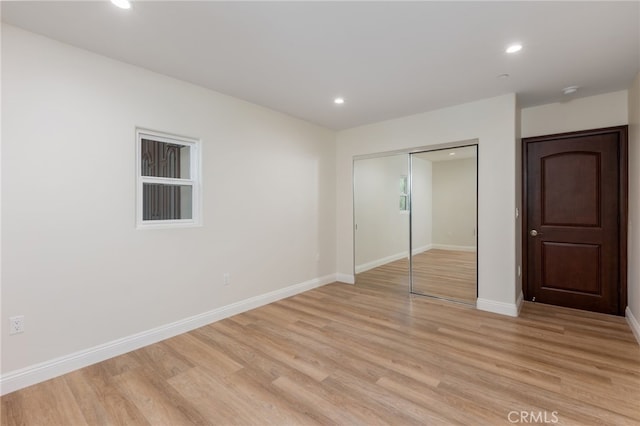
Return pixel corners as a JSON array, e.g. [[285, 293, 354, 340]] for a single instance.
[[530, 229, 542, 237]]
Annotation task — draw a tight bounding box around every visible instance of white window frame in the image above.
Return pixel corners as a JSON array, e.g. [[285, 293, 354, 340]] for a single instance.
[[136, 128, 202, 229], [399, 174, 409, 213]]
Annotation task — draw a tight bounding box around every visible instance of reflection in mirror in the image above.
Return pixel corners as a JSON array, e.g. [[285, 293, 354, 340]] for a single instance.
[[410, 146, 477, 304], [353, 154, 410, 291]]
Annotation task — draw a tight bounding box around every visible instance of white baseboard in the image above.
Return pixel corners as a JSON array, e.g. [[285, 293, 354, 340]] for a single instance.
[[477, 298, 519, 317], [0, 273, 336, 396], [354, 245, 433, 274], [336, 273, 355, 284], [430, 244, 477, 252], [626, 306, 640, 346], [412, 244, 432, 255], [355, 251, 408, 273]]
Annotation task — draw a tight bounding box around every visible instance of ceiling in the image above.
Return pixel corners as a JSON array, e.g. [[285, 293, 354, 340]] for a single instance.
[[2, 1, 639, 130]]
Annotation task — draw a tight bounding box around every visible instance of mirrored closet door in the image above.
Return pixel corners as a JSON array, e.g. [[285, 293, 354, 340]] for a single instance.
[[353, 145, 477, 305], [410, 146, 478, 303], [353, 154, 410, 291]]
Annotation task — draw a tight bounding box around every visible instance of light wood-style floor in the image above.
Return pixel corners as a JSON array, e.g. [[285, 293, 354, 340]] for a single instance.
[[357, 249, 476, 304], [2, 280, 639, 425]]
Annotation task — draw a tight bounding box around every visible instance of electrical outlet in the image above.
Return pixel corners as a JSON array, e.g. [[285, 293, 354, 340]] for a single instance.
[[223, 273, 230, 286], [9, 316, 24, 335]]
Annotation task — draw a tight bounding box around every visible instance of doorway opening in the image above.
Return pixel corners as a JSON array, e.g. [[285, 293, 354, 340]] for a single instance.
[[522, 126, 628, 315]]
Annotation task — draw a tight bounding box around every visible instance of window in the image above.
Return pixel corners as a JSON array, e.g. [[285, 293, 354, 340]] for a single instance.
[[136, 129, 201, 228], [399, 175, 409, 211]]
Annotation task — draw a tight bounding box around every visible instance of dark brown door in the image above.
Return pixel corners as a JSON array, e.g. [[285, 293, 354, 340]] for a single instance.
[[523, 126, 627, 315]]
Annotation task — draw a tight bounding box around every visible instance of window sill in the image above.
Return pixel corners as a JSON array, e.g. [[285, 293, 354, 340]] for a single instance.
[[136, 220, 202, 230]]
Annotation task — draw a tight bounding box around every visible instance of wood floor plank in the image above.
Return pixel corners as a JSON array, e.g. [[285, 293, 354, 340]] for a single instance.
[[112, 367, 207, 426], [2, 268, 639, 425], [2, 376, 88, 426], [78, 363, 152, 425], [163, 333, 244, 378], [271, 375, 380, 425], [224, 369, 323, 426], [63, 370, 120, 426], [166, 367, 258, 425], [130, 341, 195, 380]]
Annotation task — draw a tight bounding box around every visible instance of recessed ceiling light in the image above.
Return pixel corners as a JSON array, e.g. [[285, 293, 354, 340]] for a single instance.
[[449, 152, 456, 156], [506, 43, 523, 54], [111, 0, 131, 9], [563, 86, 579, 95], [334, 97, 345, 105]]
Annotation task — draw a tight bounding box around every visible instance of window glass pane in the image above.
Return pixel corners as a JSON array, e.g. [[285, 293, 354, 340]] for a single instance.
[[400, 175, 408, 194], [143, 184, 193, 220], [399, 195, 408, 211], [141, 139, 191, 178]]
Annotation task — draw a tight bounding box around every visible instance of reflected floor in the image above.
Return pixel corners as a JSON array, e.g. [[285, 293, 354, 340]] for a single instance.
[[356, 249, 476, 304], [412, 249, 476, 304]]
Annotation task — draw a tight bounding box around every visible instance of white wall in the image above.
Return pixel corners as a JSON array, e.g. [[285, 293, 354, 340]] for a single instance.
[[411, 156, 432, 252], [336, 94, 519, 315], [521, 91, 629, 138], [432, 158, 477, 249], [353, 155, 409, 271], [628, 73, 640, 343], [1, 25, 336, 381]]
